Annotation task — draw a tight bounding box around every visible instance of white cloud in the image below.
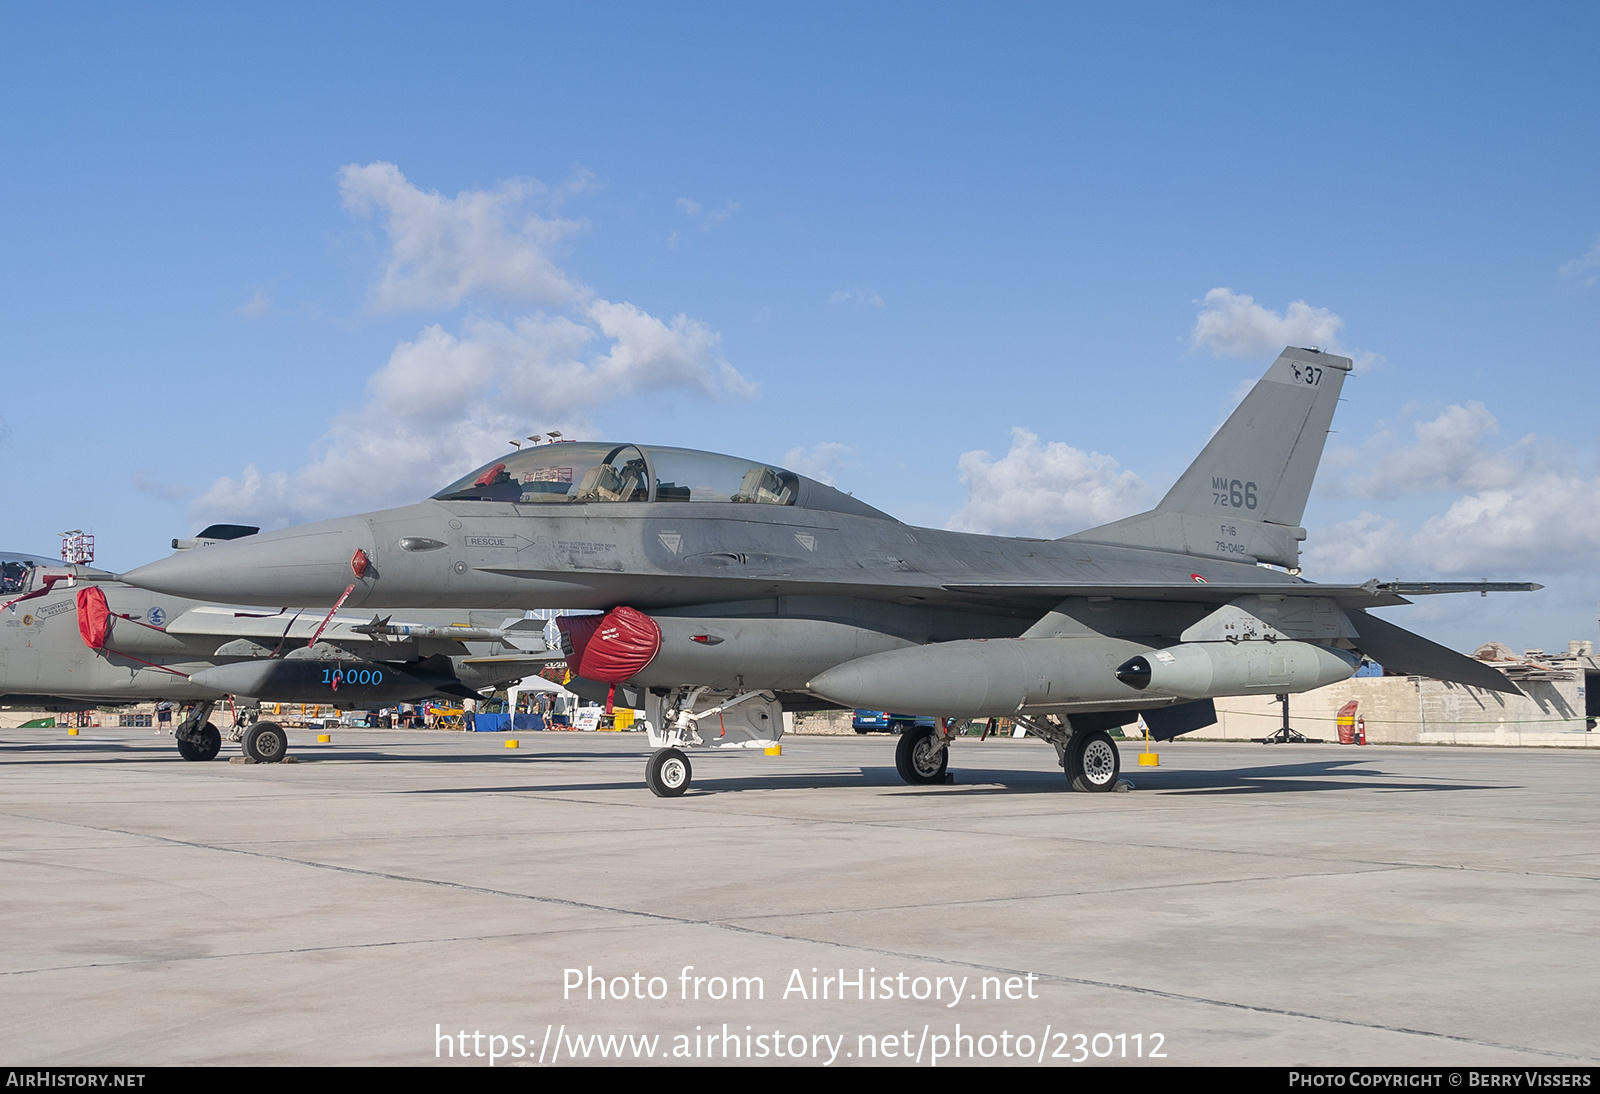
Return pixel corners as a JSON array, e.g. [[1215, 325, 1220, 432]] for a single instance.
[[1305, 403, 1600, 577], [1191, 288, 1344, 358], [947, 428, 1151, 538], [676, 197, 739, 231], [340, 162, 586, 312], [1320, 402, 1532, 499], [1559, 236, 1600, 285], [237, 287, 272, 317], [1192, 287, 1383, 371], [828, 288, 885, 308], [130, 472, 194, 503], [193, 164, 753, 528], [781, 442, 854, 486]]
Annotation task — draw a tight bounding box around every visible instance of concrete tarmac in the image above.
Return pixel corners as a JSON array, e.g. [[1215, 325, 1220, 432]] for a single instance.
[[2, 727, 1596, 1067]]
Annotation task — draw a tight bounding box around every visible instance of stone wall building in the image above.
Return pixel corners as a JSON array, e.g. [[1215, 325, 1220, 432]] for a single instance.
[[1205, 640, 1600, 747]]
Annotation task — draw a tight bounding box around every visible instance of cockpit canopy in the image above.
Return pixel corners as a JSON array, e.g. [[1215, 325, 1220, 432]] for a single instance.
[[433, 442, 801, 507], [0, 552, 59, 597]]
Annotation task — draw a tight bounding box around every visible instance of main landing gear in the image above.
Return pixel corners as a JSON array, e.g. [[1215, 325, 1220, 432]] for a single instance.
[[1064, 729, 1121, 793], [887, 716, 1126, 793], [171, 701, 290, 763], [895, 725, 950, 784], [175, 722, 222, 762], [174, 701, 222, 762]]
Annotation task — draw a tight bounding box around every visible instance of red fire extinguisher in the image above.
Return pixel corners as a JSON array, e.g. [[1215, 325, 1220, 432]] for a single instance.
[[1356, 716, 1367, 746]]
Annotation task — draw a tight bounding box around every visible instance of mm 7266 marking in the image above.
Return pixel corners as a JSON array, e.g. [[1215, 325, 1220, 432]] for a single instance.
[[1211, 477, 1257, 509]]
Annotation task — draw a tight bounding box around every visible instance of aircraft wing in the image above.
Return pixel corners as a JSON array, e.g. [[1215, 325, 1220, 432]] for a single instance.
[[1343, 609, 1522, 695], [947, 579, 1531, 695]]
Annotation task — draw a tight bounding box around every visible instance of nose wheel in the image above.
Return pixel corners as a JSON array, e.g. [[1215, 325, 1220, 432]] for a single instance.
[[244, 721, 289, 764], [646, 748, 692, 797]]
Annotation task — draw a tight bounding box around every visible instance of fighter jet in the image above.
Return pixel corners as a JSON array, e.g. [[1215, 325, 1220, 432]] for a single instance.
[[124, 348, 1536, 796], [1, 538, 557, 763]]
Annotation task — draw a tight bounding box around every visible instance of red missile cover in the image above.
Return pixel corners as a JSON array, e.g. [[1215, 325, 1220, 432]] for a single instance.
[[557, 606, 661, 683], [76, 586, 111, 650]]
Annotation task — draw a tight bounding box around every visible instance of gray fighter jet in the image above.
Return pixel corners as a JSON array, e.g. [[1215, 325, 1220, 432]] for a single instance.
[[1, 537, 557, 763], [124, 348, 1536, 796]]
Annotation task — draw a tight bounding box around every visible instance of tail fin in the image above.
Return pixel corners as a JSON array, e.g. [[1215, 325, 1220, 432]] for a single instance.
[[1066, 346, 1351, 568]]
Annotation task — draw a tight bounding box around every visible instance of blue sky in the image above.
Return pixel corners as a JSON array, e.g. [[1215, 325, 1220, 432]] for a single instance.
[[3, 3, 1598, 652]]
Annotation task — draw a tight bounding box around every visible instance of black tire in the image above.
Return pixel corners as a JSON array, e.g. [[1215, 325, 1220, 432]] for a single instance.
[[854, 727, 871, 734], [1065, 730, 1120, 792], [889, 721, 909, 735], [244, 721, 288, 764], [176, 722, 221, 762], [895, 726, 948, 785], [646, 747, 692, 797]]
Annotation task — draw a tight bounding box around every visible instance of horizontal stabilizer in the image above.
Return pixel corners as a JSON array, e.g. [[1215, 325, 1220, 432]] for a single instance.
[[1347, 610, 1521, 695]]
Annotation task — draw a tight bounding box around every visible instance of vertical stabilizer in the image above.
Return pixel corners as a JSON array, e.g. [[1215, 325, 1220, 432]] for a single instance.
[[1066, 346, 1351, 568]]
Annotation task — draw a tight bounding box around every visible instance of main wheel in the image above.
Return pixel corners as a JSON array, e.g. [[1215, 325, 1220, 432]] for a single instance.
[[244, 721, 288, 764], [1065, 730, 1120, 792], [895, 726, 948, 785], [176, 722, 221, 762], [646, 747, 692, 797]]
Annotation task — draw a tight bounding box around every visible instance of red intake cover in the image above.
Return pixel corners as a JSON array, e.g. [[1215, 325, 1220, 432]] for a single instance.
[[76, 586, 111, 650], [556, 607, 661, 683]]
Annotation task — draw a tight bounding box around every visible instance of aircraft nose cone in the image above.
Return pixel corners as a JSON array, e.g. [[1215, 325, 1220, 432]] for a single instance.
[[123, 518, 378, 606]]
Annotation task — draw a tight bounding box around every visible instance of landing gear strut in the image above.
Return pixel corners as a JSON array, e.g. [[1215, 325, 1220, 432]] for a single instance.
[[640, 687, 784, 798]]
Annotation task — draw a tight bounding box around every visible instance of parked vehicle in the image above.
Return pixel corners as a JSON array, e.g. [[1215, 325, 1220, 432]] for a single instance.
[[851, 710, 937, 735]]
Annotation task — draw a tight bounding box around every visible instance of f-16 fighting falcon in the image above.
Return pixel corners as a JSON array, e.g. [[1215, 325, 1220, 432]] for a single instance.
[[2, 534, 556, 763], [123, 348, 1537, 796]]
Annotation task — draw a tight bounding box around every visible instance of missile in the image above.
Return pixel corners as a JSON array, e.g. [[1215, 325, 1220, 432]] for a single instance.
[[809, 636, 1360, 717], [349, 614, 551, 652]]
